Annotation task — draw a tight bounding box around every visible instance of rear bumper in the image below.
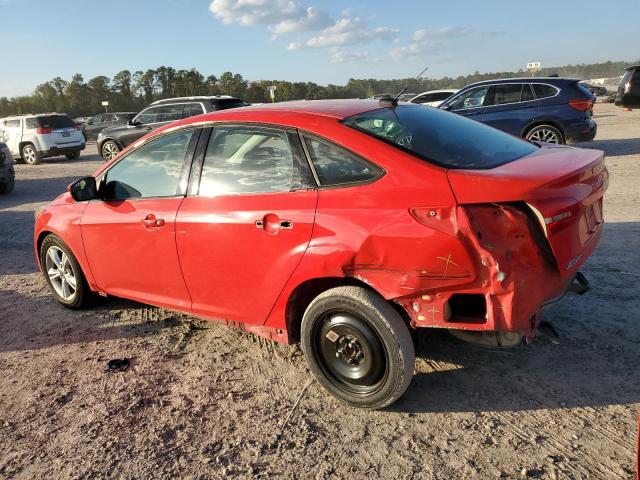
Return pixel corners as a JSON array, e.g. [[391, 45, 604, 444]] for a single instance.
[[41, 143, 85, 158], [565, 119, 597, 143], [395, 205, 603, 339]]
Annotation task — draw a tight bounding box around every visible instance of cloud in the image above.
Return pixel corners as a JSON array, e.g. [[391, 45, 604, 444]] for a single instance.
[[330, 47, 372, 64], [389, 41, 445, 59], [288, 17, 398, 50], [209, 0, 332, 34], [412, 26, 471, 42]]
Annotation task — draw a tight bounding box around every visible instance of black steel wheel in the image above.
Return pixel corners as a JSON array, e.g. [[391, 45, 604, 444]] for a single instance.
[[301, 286, 415, 409]]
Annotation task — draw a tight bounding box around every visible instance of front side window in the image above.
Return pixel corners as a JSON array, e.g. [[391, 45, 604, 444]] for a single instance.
[[5, 119, 21, 128], [449, 86, 489, 110], [343, 105, 538, 169], [102, 129, 194, 200], [303, 136, 381, 186], [158, 104, 184, 122], [412, 94, 434, 104], [199, 127, 294, 196], [135, 107, 161, 125]]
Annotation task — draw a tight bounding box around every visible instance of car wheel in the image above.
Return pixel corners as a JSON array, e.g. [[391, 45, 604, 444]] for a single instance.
[[525, 125, 564, 144], [21, 143, 41, 165], [101, 140, 120, 161], [40, 235, 90, 309], [65, 151, 80, 160], [301, 286, 415, 409], [0, 177, 14, 194]]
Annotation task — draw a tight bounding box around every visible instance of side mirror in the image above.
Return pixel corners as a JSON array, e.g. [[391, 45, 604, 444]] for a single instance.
[[440, 104, 452, 111], [128, 118, 141, 126], [68, 177, 97, 202]]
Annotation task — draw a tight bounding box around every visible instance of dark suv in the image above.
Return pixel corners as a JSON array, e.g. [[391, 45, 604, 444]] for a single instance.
[[83, 112, 137, 141], [439, 78, 597, 144], [615, 65, 640, 109], [97, 96, 246, 160]]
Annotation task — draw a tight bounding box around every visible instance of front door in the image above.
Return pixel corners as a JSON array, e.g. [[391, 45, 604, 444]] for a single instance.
[[81, 128, 198, 310], [176, 126, 317, 324], [445, 85, 489, 123]]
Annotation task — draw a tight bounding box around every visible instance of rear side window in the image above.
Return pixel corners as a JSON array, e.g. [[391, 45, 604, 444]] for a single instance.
[[214, 100, 246, 111], [490, 84, 524, 105], [158, 104, 184, 122], [303, 136, 381, 186], [533, 84, 558, 99], [343, 105, 538, 169], [25, 119, 38, 129], [183, 103, 204, 118], [199, 127, 293, 196], [38, 115, 75, 129]]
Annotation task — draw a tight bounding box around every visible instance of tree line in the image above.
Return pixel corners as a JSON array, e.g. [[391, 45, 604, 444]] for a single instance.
[[0, 60, 635, 118]]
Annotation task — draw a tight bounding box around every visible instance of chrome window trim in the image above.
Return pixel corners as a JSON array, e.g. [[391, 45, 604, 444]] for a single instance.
[[449, 82, 561, 111]]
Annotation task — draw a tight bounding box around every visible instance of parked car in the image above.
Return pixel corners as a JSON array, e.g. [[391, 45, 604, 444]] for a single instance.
[[83, 112, 137, 141], [35, 99, 607, 408], [409, 89, 458, 107], [0, 142, 15, 194], [0, 114, 85, 165], [97, 96, 246, 160], [439, 78, 597, 144], [615, 65, 640, 109], [580, 82, 608, 96]]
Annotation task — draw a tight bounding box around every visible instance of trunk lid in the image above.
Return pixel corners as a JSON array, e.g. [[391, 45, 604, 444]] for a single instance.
[[448, 145, 608, 275]]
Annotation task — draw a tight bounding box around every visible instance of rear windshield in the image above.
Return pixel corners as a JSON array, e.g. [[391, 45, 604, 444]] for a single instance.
[[37, 115, 76, 129], [215, 99, 246, 111], [342, 105, 537, 169]]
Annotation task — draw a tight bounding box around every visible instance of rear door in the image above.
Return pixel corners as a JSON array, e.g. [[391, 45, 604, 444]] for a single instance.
[[482, 83, 537, 136], [2, 119, 22, 155], [176, 125, 317, 324]]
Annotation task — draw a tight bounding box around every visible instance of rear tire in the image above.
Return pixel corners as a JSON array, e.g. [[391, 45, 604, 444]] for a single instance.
[[65, 151, 80, 160], [21, 143, 41, 165], [0, 177, 14, 194], [101, 140, 120, 161], [301, 286, 415, 409], [525, 124, 564, 144], [40, 235, 90, 309]]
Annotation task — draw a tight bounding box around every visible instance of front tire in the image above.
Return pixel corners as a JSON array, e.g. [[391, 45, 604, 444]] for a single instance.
[[525, 124, 564, 144], [301, 286, 415, 409], [21, 143, 41, 165], [101, 140, 120, 161], [40, 235, 90, 309], [65, 151, 80, 160]]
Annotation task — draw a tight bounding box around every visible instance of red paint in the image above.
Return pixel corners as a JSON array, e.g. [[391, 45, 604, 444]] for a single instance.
[[34, 100, 608, 344]]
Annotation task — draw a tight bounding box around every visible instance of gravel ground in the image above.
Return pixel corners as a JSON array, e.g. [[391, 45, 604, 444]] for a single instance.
[[0, 104, 638, 480]]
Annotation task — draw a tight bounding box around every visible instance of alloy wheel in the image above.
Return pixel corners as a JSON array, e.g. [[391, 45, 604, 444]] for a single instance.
[[45, 246, 77, 301], [102, 142, 119, 161], [23, 146, 37, 163], [527, 128, 561, 144]]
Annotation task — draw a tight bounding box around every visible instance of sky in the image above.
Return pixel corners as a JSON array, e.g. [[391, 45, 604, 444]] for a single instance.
[[0, 0, 638, 97]]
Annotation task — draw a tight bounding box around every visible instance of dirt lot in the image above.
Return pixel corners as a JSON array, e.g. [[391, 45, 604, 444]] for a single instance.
[[0, 104, 638, 480]]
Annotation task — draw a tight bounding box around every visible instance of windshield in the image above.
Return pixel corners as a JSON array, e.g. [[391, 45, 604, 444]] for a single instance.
[[342, 105, 538, 169]]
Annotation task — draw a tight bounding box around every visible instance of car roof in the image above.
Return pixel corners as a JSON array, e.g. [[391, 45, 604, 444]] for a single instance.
[[464, 77, 580, 88], [149, 96, 239, 106], [414, 89, 458, 95]]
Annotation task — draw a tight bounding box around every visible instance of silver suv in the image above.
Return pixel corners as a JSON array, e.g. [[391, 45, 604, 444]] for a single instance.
[[0, 113, 85, 165], [0, 142, 15, 194]]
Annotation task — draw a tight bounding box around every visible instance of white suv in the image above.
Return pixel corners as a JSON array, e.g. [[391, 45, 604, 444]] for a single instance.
[[0, 114, 85, 165]]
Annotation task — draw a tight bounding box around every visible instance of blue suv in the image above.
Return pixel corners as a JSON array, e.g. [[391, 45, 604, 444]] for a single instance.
[[438, 78, 597, 144]]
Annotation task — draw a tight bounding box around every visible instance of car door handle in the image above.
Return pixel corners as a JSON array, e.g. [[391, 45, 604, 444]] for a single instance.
[[142, 214, 165, 228]]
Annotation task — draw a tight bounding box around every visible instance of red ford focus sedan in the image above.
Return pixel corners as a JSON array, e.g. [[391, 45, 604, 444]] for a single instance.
[[34, 99, 607, 408]]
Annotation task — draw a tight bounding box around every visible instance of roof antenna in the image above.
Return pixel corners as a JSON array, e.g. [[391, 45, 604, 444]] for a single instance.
[[395, 65, 429, 102]]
